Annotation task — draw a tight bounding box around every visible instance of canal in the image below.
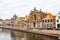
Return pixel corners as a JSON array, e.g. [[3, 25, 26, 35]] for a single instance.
[[0, 29, 59, 40]]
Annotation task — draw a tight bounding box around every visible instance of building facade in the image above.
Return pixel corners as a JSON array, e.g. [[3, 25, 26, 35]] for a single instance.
[[29, 8, 47, 28], [0, 19, 17, 27], [16, 17, 28, 28], [16, 8, 56, 29], [42, 13, 55, 29], [56, 12, 60, 29], [0, 14, 17, 27], [0, 19, 3, 26]]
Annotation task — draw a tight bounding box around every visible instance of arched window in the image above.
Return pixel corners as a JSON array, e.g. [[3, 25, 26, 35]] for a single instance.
[[34, 15, 36, 20], [57, 20, 59, 22], [33, 22, 36, 27]]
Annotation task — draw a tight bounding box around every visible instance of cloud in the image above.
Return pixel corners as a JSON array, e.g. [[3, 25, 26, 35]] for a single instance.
[[0, 0, 60, 19]]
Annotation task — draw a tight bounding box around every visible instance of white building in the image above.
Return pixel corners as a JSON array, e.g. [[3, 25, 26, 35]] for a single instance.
[[56, 12, 60, 28]]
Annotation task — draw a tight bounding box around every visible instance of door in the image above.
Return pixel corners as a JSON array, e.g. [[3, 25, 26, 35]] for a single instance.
[[33, 22, 36, 28]]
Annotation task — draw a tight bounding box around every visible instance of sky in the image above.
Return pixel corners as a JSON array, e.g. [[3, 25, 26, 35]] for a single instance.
[[0, 0, 60, 19]]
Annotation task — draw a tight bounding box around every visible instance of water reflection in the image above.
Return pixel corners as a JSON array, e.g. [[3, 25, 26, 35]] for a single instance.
[[0, 29, 58, 40], [0, 31, 12, 40], [13, 31, 27, 40], [13, 31, 58, 40]]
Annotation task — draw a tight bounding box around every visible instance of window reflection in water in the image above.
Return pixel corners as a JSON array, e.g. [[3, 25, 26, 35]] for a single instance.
[[0, 29, 58, 40]]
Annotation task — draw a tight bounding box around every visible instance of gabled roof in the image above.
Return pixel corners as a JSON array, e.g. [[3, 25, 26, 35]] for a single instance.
[[43, 12, 54, 19], [25, 16, 30, 21]]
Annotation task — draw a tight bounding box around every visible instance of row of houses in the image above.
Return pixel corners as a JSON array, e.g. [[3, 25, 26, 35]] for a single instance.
[[0, 19, 16, 27], [16, 8, 60, 29], [0, 14, 17, 27]]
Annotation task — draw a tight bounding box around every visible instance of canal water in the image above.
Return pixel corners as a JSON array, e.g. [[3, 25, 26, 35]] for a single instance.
[[0, 29, 59, 40]]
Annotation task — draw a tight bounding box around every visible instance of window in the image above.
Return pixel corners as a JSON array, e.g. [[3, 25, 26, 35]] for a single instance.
[[57, 24, 60, 28], [47, 24, 49, 28], [42, 20, 44, 22], [51, 19, 52, 22], [34, 15, 36, 20], [7, 24, 11, 26], [33, 22, 36, 27], [45, 20, 47, 22], [50, 24, 52, 27], [48, 20, 49, 22], [54, 23, 55, 25], [57, 20, 59, 22], [44, 24, 46, 28], [58, 16, 60, 19]]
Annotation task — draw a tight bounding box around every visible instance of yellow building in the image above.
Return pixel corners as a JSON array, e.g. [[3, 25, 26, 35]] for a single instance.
[[16, 8, 56, 29], [29, 8, 47, 28], [16, 17, 25, 28], [42, 12, 55, 29], [16, 16, 30, 28]]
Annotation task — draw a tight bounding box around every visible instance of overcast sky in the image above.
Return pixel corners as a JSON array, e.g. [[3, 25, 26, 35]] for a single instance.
[[0, 0, 60, 19]]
